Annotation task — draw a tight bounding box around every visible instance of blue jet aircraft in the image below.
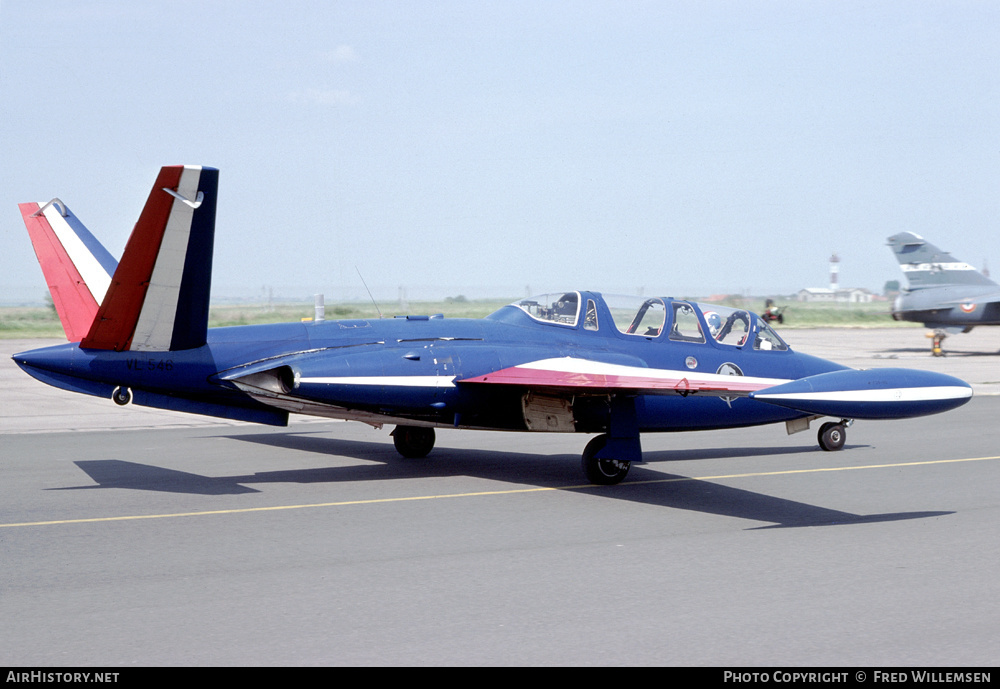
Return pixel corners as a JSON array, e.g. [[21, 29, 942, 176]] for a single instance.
[[888, 231, 1000, 355], [15, 166, 974, 485]]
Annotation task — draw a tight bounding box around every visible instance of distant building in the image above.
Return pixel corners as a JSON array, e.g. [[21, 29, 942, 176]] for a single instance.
[[798, 288, 836, 302], [797, 287, 874, 303], [796, 253, 873, 303]]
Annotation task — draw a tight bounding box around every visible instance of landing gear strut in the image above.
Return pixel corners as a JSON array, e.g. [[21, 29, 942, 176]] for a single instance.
[[581, 434, 631, 485], [927, 330, 946, 357], [392, 425, 435, 458]]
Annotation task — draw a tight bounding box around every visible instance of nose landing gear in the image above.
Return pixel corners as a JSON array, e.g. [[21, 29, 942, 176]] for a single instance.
[[927, 330, 946, 357]]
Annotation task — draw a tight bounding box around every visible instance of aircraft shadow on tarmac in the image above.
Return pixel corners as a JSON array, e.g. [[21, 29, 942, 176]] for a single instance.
[[58, 431, 952, 529]]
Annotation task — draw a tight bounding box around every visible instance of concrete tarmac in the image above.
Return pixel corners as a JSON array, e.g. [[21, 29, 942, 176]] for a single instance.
[[2, 331, 998, 666]]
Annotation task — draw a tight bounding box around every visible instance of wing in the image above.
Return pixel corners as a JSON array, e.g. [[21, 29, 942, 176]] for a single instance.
[[457, 356, 787, 397], [458, 357, 973, 420]]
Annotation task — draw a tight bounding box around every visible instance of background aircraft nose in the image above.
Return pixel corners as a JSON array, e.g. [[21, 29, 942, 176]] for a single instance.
[[891, 293, 904, 320]]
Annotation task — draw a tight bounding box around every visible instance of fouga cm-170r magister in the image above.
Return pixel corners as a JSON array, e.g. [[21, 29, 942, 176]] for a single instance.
[[14, 166, 973, 485]]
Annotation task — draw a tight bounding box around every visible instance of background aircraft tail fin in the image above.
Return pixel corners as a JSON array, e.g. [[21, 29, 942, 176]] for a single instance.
[[19, 199, 119, 342], [886, 231, 996, 289], [81, 165, 219, 352]]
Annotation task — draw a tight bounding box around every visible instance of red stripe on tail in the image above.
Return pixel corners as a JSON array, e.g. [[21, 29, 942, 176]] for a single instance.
[[19, 202, 100, 342]]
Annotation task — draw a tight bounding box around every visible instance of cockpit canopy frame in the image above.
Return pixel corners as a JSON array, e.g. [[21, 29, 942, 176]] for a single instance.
[[499, 292, 788, 352]]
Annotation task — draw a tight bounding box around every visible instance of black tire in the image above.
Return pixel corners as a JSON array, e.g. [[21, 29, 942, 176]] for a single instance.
[[392, 426, 435, 458], [112, 386, 132, 406], [818, 422, 846, 451], [581, 434, 631, 485]]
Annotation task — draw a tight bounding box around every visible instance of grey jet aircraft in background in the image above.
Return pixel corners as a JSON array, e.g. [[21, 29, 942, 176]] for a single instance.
[[888, 231, 1000, 355]]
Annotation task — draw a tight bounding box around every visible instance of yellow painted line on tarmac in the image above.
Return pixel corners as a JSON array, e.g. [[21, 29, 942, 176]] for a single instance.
[[633, 453, 1000, 485], [2, 454, 998, 529], [0, 487, 562, 529]]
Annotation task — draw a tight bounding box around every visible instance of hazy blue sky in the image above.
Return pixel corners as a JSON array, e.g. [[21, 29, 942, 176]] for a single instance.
[[2, 1, 998, 304]]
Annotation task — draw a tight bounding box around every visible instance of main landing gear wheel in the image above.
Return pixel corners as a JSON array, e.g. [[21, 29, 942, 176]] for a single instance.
[[112, 386, 132, 406], [581, 434, 631, 485], [392, 425, 436, 458], [817, 422, 846, 451]]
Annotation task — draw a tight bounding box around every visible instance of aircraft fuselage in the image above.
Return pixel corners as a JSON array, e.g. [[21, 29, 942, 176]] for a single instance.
[[892, 285, 1000, 330], [16, 298, 850, 435], [14, 169, 975, 485]]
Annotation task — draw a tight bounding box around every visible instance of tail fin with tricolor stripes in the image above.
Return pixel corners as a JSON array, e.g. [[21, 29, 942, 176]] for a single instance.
[[19, 199, 118, 342], [20, 166, 219, 351]]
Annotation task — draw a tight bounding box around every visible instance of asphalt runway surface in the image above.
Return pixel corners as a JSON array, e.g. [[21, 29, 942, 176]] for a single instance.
[[2, 330, 998, 666]]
